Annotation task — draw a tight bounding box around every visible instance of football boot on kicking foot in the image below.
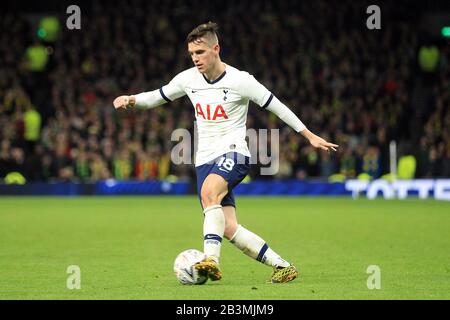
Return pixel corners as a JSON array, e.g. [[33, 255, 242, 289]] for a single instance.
[[195, 257, 222, 281]]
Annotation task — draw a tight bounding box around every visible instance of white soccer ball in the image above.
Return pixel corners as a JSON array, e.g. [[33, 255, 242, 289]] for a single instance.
[[173, 249, 208, 285]]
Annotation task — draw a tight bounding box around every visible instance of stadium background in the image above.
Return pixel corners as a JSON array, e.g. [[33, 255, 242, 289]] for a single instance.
[[1, 0, 449, 186], [1, 0, 450, 301]]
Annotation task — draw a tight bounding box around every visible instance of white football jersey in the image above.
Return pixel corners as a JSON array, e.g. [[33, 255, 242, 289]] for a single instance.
[[159, 64, 273, 167]]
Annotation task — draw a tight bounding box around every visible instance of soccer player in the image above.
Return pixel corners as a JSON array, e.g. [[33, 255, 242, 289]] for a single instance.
[[113, 22, 338, 283]]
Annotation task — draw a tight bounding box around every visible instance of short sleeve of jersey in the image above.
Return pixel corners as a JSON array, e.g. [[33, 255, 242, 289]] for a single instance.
[[238, 73, 273, 108], [160, 71, 188, 101]]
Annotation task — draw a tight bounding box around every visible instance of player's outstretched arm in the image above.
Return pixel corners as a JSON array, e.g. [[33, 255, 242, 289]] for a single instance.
[[113, 73, 186, 110], [300, 128, 338, 152], [240, 72, 339, 152], [113, 95, 136, 110], [113, 89, 167, 110], [261, 95, 338, 151]]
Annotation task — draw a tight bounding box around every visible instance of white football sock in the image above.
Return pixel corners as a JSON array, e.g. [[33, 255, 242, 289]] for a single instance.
[[203, 205, 225, 263], [230, 225, 290, 268]]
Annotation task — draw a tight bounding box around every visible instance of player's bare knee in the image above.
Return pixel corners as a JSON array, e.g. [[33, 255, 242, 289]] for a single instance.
[[201, 187, 221, 207]]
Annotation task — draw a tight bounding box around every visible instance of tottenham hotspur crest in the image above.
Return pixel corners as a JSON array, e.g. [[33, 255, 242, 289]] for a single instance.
[[223, 90, 228, 101]]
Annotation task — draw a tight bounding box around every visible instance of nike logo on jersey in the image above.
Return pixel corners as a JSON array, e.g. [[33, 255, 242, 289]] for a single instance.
[[218, 168, 229, 173], [191, 89, 197, 93]]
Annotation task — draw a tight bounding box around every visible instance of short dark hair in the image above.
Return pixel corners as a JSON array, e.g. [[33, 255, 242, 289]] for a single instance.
[[186, 22, 219, 44]]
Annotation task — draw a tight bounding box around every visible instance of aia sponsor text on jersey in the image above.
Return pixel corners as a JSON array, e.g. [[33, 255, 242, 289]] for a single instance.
[[195, 103, 229, 120]]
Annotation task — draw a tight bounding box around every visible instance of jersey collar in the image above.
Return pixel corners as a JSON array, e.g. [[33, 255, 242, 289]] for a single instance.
[[202, 70, 226, 84], [202, 64, 227, 84]]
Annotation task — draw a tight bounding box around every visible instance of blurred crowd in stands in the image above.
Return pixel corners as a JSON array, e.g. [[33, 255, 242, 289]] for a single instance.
[[0, 0, 449, 183]]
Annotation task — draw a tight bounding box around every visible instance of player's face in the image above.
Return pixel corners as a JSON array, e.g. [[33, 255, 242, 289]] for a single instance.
[[188, 39, 219, 74]]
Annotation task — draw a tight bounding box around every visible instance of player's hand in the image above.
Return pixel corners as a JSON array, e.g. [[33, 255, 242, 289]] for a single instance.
[[309, 134, 338, 152], [301, 129, 338, 152], [113, 95, 132, 109]]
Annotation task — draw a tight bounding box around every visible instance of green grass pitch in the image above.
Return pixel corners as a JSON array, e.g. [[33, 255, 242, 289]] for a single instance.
[[0, 196, 449, 300]]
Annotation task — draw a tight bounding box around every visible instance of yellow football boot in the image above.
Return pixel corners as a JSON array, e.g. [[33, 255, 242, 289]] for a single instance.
[[269, 265, 299, 283], [195, 257, 222, 281]]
